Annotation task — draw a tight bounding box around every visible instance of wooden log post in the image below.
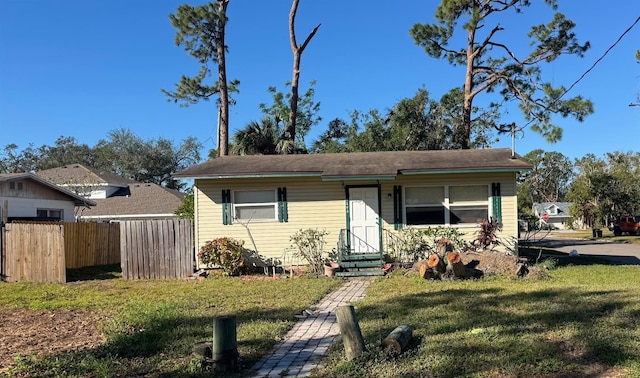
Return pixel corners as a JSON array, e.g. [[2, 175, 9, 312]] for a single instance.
[[381, 325, 413, 354], [446, 252, 472, 279], [211, 315, 239, 372], [427, 253, 446, 274], [336, 305, 366, 361], [418, 262, 428, 279]]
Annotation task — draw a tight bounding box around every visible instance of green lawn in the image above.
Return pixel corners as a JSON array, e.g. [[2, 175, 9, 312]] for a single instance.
[[316, 265, 640, 378], [1, 272, 341, 377], [3, 264, 640, 378], [550, 229, 640, 245]]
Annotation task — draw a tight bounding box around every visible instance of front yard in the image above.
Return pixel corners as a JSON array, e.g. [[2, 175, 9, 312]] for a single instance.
[[318, 265, 640, 377], [2, 263, 639, 377], [1, 271, 340, 377]]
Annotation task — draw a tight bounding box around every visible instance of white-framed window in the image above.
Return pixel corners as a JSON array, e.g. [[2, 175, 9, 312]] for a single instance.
[[233, 189, 277, 221], [37, 208, 64, 220], [405, 186, 445, 225], [9, 181, 23, 190], [448, 185, 489, 225], [404, 184, 488, 226]]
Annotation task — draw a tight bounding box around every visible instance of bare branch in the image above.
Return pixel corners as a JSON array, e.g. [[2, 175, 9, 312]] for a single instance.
[[299, 24, 321, 53]]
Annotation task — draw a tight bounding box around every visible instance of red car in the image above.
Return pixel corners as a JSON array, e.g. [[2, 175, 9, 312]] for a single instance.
[[613, 216, 640, 236]]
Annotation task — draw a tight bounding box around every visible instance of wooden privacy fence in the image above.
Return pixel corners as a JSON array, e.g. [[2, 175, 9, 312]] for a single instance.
[[1, 219, 194, 283], [65, 222, 120, 268], [120, 219, 194, 280], [1, 222, 66, 283]]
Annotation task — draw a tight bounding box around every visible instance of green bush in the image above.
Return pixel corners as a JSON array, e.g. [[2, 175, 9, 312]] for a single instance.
[[388, 226, 468, 263], [290, 228, 330, 275], [198, 237, 245, 276]]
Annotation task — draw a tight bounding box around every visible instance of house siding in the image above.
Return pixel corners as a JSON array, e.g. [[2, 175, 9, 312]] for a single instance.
[[0, 180, 72, 201], [195, 177, 347, 266], [380, 173, 517, 249], [194, 171, 520, 265], [0, 197, 77, 222]]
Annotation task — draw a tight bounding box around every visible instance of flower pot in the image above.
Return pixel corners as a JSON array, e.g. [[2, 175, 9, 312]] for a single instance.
[[324, 262, 339, 277]]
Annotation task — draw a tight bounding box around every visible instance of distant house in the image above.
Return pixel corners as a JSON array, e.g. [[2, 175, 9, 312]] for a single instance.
[[532, 202, 580, 230], [37, 164, 185, 222], [174, 148, 532, 270], [0, 173, 95, 222]]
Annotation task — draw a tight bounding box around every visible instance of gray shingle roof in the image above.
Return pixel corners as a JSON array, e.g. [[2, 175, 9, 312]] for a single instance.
[[37, 164, 135, 187], [0, 173, 96, 206], [173, 148, 532, 179], [35, 164, 185, 219], [78, 183, 185, 218]]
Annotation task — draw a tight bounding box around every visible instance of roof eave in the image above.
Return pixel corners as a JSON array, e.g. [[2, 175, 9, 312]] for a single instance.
[[400, 167, 531, 175], [179, 173, 322, 180], [321, 175, 397, 181]]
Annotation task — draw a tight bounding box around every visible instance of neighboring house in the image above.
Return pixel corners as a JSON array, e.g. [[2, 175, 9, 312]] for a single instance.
[[0, 173, 96, 222], [532, 202, 581, 230], [173, 148, 532, 270], [37, 164, 185, 222]]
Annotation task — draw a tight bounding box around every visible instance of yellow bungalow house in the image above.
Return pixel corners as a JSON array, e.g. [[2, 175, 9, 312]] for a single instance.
[[173, 148, 532, 275]]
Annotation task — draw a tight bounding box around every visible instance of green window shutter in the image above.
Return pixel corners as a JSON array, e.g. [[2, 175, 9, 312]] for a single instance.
[[277, 187, 288, 223], [222, 189, 232, 225], [393, 185, 403, 230], [491, 183, 502, 222]]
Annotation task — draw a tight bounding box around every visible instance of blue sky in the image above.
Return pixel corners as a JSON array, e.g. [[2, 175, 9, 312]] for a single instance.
[[1, 0, 638, 163]]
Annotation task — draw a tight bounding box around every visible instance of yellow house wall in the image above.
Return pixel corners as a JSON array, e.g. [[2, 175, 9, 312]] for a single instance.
[[194, 172, 520, 266], [195, 177, 347, 266], [380, 172, 518, 252]]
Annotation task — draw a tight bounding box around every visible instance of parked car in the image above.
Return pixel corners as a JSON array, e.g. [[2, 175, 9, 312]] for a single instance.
[[612, 215, 640, 236]]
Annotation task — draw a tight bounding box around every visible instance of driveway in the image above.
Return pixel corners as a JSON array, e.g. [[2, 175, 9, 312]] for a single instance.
[[527, 232, 640, 265]]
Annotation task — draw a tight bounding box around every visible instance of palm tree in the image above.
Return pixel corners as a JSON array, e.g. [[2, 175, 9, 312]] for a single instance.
[[231, 117, 282, 155]]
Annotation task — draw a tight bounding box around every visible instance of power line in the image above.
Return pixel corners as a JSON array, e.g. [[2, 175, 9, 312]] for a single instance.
[[524, 15, 640, 128], [561, 15, 640, 99]]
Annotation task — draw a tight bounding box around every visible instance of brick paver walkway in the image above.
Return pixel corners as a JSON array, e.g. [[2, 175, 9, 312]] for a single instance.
[[251, 278, 372, 377]]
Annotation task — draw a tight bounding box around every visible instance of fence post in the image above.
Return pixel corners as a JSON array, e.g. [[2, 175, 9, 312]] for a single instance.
[[211, 315, 239, 372], [336, 305, 366, 361]]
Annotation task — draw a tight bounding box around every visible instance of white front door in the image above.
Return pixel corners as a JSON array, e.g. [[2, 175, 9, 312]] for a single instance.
[[348, 187, 380, 254]]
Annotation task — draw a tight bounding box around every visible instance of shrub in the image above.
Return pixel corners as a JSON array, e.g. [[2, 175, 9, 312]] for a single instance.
[[198, 237, 245, 276], [290, 228, 330, 276], [388, 226, 468, 263], [474, 218, 502, 250]]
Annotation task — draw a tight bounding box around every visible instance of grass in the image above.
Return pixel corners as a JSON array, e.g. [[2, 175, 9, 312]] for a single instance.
[[548, 228, 640, 245], [1, 271, 341, 377], [316, 265, 640, 377], [4, 262, 640, 377]]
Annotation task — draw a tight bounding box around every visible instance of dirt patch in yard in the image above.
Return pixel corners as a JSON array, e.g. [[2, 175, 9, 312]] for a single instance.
[[0, 308, 108, 374], [408, 250, 548, 279]]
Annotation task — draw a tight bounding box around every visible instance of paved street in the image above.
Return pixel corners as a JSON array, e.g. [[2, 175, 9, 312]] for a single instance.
[[528, 232, 640, 265]]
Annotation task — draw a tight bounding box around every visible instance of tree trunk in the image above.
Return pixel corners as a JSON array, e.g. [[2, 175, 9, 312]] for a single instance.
[[446, 252, 473, 279], [336, 305, 366, 361], [381, 325, 413, 354], [427, 253, 446, 274], [216, 0, 230, 156], [457, 23, 476, 150], [418, 262, 428, 278], [288, 0, 320, 153]]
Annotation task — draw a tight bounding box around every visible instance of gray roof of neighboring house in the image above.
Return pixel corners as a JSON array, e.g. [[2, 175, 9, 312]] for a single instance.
[[37, 164, 135, 187], [173, 148, 532, 180], [533, 202, 572, 217], [78, 182, 185, 219], [0, 173, 96, 207]]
